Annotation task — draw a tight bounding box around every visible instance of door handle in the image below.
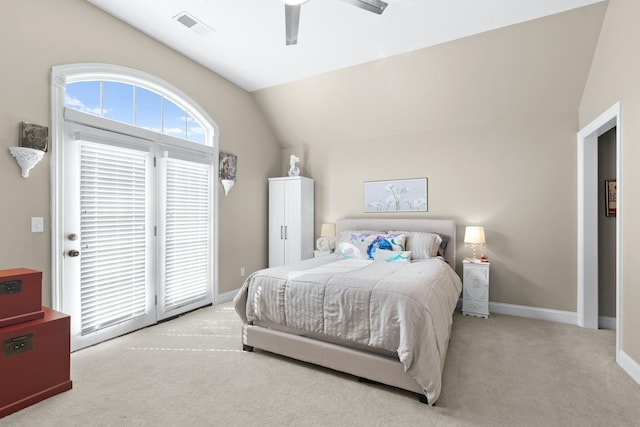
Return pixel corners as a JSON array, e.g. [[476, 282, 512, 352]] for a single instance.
[[280, 226, 283, 240], [68, 233, 78, 241], [68, 250, 80, 257], [284, 226, 288, 240]]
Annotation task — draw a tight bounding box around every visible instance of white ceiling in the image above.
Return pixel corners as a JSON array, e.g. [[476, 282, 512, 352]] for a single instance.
[[86, 0, 604, 92]]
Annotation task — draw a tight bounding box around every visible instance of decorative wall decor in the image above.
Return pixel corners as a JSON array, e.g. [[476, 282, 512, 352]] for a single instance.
[[219, 152, 237, 196], [605, 179, 616, 217], [19, 122, 49, 152], [9, 146, 45, 178], [364, 178, 428, 212]]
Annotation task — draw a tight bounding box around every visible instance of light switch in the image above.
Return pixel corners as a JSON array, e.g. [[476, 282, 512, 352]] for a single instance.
[[31, 217, 44, 233]]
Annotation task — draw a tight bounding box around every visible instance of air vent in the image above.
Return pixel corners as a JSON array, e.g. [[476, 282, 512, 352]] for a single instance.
[[177, 14, 197, 28], [173, 11, 214, 36]]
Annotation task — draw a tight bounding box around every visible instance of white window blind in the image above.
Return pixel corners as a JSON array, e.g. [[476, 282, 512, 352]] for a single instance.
[[162, 157, 211, 311], [80, 141, 148, 335]]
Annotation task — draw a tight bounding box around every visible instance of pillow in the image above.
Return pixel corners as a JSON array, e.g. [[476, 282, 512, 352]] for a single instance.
[[374, 249, 411, 263], [338, 229, 383, 245], [438, 234, 449, 257], [388, 231, 442, 259], [338, 233, 378, 259], [367, 233, 406, 259]]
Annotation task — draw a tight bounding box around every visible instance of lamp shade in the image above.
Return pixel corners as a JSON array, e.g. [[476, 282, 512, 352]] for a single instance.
[[464, 226, 486, 245], [320, 223, 336, 237]]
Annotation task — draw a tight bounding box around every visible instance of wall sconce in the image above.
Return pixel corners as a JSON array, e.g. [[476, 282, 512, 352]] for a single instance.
[[9, 121, 48, 178], [316, 223, 336, 252], [219, 152, 237, 197], [464, 226, 486, 260], [9, 146, 45, 178]]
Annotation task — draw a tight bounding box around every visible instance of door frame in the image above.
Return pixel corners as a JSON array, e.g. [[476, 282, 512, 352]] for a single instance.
[[50, 63, 220, 313], [576, 101, 622, 362]]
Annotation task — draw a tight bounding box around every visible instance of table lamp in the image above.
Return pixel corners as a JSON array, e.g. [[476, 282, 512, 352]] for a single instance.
[[316, 223, 336, 252], [464, 226, 486, 260]]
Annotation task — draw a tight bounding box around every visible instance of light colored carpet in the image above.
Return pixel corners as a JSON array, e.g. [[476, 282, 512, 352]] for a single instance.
[[2, 302, 639, 426]]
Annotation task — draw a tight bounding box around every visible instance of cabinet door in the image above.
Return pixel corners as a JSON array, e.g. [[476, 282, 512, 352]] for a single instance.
[[463, 265, 489, 300], [284, 179, 302, 264], [268, 180, 286, 267]]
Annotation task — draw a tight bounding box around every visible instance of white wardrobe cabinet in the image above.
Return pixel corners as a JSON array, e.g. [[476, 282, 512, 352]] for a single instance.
[[268, 177, 314, 267]]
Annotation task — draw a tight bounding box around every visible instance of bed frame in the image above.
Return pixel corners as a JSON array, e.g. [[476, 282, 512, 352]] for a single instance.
[[240, 218, 457, 405]]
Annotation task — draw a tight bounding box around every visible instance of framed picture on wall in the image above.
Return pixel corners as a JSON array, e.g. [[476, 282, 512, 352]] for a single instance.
[[605, 179, 616, 217], [363, 178, 428, 212], [19, 121, 49, 152], [219, 152, 237, 181]]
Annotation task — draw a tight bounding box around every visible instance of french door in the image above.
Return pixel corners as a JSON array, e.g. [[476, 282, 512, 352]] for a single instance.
[[61, 120, 213, 351]]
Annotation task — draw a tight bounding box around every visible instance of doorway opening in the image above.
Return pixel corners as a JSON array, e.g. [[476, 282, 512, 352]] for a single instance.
[[577, 101, 621, 363]]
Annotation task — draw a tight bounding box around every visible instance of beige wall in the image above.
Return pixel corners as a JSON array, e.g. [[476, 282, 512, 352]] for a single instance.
[[255, 4, 607, 311], [580, 0, 640, 365], [0, 0, 280, 304]]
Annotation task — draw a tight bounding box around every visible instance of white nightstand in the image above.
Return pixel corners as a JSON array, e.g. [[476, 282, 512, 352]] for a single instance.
[[462, 260, 490, 318], [313, 250, 332, 258]]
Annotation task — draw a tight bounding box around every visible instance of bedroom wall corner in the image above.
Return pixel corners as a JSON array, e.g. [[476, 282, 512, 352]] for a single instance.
[[579, 0, 640, 367]]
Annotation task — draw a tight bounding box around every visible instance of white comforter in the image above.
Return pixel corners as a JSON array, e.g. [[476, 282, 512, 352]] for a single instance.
[[233, 255, 462, 403]]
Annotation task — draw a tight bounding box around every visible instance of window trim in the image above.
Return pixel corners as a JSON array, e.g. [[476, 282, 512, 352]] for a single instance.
[[51, 63, 220, 311]]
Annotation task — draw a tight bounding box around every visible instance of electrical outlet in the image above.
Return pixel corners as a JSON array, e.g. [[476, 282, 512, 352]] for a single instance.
[[240, 267, 246, 277]]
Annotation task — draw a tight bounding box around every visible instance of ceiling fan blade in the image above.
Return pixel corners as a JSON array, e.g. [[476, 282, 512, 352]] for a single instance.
[[285, 4, 302, 46], [340, 0, 388, 15]]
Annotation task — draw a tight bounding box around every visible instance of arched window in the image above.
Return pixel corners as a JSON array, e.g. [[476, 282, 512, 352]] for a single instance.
[[65, 80, 207, 144]]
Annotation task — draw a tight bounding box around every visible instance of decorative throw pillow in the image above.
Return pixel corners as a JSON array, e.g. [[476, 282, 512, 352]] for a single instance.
[[388, 231, 442, 259], [338, 233, 378, 259], [367, 233, 406, 259], [338, 229, 383, 245], [374, 249, 411, 263]]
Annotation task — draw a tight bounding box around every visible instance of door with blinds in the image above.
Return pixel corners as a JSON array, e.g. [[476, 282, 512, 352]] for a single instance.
[[62, 123, 213, 350], [157, 148, 213, 320]]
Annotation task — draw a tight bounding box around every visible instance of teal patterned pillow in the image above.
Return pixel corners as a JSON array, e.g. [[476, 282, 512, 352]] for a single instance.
[[374, 249, 411, 263], [367, 233, 406, 259]]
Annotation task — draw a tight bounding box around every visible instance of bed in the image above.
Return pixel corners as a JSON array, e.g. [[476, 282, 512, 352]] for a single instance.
[[233, 218, 461, 405]]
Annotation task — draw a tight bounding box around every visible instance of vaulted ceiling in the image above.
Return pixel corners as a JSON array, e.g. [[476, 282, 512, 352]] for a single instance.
[[87, 0, 605, 92]]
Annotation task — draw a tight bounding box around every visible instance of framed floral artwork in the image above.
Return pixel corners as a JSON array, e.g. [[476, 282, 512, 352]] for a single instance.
[[363, 178, 428, 212]]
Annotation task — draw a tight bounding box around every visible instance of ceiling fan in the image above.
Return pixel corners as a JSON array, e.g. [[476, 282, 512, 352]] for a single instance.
[[284, 0, 388, 46]]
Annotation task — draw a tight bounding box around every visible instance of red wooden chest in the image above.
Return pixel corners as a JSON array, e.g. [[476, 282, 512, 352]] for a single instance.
[[0, 268, 44, 328], [0, 306, 72, 418]]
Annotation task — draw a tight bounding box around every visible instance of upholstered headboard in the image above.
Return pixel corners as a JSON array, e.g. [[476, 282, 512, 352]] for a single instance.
[[336, 218, 456, 265]]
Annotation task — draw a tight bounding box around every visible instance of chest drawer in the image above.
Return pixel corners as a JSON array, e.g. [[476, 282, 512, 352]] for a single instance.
[[0, 307, 72, 418], [0, 269, 44, 328]]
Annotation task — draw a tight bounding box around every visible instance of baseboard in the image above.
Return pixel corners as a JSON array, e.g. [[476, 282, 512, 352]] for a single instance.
[[488, 301, 577, 325], [460, 300, 618, 330], [215, 289, 239, 305], [598, 316, 616, 330], [619, 350, 640, 385]]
